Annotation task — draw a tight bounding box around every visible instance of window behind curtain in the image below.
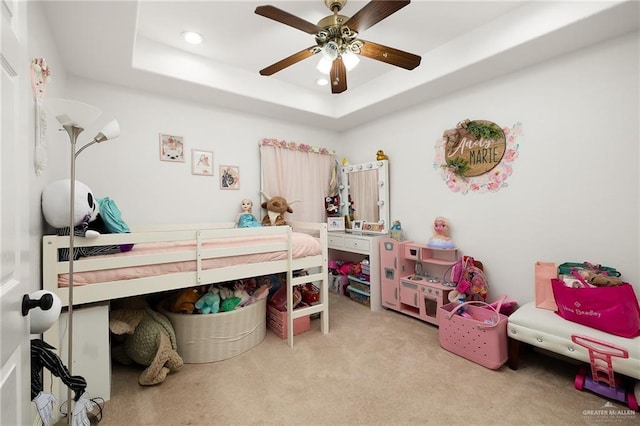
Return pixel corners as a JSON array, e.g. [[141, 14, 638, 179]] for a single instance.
[[260, 140, 335, 223]]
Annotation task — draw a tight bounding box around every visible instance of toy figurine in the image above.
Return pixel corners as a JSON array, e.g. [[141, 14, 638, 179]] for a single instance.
[[236, 198, 261, 228], [376, 150, 389, 161], [427, 216, 455, 249], [390, 220, 403, 241]]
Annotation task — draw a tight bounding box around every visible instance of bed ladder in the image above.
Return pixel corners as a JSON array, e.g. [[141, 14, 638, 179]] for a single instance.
[[286, 222, 329, 347]]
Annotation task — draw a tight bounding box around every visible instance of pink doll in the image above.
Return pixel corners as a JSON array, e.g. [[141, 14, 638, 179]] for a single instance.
[[236, 198, 261, 228], [427, 216, 455, 249]]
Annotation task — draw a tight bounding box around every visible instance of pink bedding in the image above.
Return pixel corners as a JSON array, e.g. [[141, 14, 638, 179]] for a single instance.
[[58, 232, 321, 287]]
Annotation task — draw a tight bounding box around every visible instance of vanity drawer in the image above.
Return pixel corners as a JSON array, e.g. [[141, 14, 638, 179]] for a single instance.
[[327, 234, 345, 249], [344, 236, 370, 252]]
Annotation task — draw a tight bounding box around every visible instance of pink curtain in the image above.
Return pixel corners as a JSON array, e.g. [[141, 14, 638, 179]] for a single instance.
[[260, 139, 335, 223]]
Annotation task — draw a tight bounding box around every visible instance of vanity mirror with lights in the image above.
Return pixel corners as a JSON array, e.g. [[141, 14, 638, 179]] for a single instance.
[[339, 159, 389, 234], [328, 160, 390, 312]]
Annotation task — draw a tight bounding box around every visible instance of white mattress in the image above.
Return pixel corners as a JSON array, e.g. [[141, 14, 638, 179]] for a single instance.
[[508, 302, 640, 379]]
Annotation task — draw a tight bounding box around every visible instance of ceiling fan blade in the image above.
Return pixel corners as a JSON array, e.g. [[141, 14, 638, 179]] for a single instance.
[[259, 47, 318, 76], [359, 39, 421, 70], [346, 1, 410, 33], [255, 5, 322, 34], [330, 57, 347, 94]]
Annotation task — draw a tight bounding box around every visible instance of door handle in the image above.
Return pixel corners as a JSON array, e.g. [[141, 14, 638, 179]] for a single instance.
[[21, 293, 54, 316]]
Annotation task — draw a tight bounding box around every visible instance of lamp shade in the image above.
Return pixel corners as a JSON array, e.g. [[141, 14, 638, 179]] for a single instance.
[[46, 98, 102, 128], [95, 120, 121, 143], [322, 41, 339, 61], [342, 51, 360, 71], [316, 56, 333, 75]]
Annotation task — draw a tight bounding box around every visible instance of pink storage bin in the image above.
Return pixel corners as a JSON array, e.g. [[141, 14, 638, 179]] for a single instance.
[[437, 300, 508, 369], [266, 303, 311, 339]]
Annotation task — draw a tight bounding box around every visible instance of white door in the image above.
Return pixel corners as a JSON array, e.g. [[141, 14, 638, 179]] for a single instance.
[[1, 0, 32, 424]]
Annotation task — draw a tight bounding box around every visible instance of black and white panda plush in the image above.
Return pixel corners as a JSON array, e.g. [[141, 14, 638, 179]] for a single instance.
[[41, 179, 132, 261]]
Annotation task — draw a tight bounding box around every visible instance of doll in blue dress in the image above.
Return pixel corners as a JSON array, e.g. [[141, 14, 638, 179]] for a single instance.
[[427, 216, 455, 249], [236, 198, 261, 228]]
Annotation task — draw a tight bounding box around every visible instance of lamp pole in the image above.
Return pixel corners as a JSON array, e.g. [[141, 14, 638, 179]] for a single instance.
[[61, 123, 84, 425], [49, 97, 120, 425]]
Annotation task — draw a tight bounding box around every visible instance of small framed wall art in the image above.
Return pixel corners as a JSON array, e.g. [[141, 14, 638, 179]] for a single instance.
[[327, 217, 345, 232], [159, 133, 185, 162], [219, 165, 239, 190], [191, 149, 213, 176]]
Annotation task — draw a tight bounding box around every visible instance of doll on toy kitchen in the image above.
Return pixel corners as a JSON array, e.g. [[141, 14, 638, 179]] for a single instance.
[[236, 198, 261, 228], [427, 216, 455, 249]]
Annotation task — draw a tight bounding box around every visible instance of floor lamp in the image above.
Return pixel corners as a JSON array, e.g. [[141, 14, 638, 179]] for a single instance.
[[47, 99, 120, 425]]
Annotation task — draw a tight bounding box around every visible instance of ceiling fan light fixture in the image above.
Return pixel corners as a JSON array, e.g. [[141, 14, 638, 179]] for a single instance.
[[321, 41, 339, 61], [342, 50, 360, 71], [182, 31, 204, 45], [255, 0, 421, 94], [316, 56, 333, 74], [316, 77, 329, 86]]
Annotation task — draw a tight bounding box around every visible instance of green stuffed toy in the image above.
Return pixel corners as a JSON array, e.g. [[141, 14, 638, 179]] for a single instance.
[[109, 305, 183, 386], [195, 290, 220, 314], [220, 297, 241, 312]]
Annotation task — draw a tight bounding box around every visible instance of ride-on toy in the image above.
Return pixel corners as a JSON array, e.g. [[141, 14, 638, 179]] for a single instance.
[[571, 334, 638, 411]]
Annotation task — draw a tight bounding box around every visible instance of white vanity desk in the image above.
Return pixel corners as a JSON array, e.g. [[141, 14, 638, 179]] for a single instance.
[[328, 232, 384, 311], [331, 159, 389, 311]]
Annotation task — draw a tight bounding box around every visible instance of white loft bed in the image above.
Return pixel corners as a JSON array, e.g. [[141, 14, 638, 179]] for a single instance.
[[42, 221, 329, 349]]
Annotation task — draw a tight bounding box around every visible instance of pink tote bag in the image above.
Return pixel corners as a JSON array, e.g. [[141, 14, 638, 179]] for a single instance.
[[551, 278, 640, 338]]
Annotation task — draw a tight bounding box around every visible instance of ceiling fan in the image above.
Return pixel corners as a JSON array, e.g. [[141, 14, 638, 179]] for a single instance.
[[255, 0, 422, 94]]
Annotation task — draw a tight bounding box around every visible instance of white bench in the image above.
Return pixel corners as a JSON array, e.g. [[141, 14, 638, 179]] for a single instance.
[[507, 302, 640, 380]]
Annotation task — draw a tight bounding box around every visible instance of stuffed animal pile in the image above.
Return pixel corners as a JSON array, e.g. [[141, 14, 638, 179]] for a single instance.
[[165, 278, 268, 316], [577, 269, 623, 287], [41, 179, 133, 260]]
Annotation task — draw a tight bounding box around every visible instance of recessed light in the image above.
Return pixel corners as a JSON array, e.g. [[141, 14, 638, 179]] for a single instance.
[[316, 78, 329, 86], [182, 31, 204, 45]]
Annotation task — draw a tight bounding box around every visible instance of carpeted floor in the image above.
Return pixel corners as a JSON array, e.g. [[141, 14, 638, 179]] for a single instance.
[[96, 293, 637, 425]]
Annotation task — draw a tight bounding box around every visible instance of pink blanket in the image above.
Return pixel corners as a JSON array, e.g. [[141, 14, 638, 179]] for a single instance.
[[59, 232, 321, 287]]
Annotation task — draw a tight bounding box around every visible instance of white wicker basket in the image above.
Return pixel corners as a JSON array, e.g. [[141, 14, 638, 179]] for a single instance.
[[160, 297, 266, 364]]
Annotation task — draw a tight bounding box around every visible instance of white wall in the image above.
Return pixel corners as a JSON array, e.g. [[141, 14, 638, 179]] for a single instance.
[[26, 1, 69, 294], [342, 33, 640, 304], [49, 79, 341, 226], [29, 1, 638, 306]]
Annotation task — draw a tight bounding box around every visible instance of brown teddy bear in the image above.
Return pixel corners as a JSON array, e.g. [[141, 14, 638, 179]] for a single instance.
[[260, 192, 296, 226], [167, 287, 203, 314]]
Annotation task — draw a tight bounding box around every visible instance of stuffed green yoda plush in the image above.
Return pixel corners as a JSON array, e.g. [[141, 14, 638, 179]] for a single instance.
[[109, 306, 183, 386]]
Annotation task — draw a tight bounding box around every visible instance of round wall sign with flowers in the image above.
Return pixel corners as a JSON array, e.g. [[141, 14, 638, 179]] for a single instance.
[[433, 119, 522, 194]]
